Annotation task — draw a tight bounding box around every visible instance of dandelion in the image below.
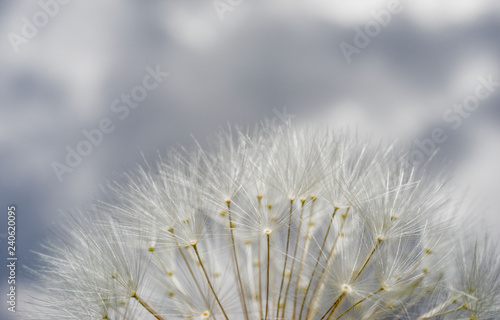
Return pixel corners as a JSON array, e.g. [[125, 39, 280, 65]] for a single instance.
[[29, 123, 500, 319]]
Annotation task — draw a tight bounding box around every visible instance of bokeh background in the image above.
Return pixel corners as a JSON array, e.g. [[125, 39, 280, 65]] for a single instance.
[[1, 0, 500, 317]]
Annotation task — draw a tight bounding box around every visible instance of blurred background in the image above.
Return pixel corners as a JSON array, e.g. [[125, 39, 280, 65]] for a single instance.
[[1, 0, 500, 317]]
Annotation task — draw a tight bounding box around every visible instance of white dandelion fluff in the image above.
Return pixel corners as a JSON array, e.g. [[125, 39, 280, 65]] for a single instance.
[[28, 123, 500, 320]]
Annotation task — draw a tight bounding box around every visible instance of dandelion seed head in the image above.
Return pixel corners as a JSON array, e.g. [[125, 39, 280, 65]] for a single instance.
[[26, 123, 500, 320]]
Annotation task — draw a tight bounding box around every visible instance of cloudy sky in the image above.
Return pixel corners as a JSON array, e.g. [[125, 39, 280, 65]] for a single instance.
[[1, 0, 500, 317]]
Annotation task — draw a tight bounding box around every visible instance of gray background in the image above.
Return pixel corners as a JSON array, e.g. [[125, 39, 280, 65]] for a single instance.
[[1, 0, 500, 317]]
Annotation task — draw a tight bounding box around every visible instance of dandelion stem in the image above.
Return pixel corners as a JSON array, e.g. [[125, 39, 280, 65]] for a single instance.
[[172, 231, 211, 312], [298, 207, 339, 319], [320, 292, 346, 320], [192, 244, 229, 320], [265, 233, 271, 320], [335, 287, 384, 320], [304, 208, 349, 320], [282, 199, 306, 319], [132, 292, 167, 320], [257, 196, 264, 320], [111, 273, 167, 320], [226, 201, 250, 320], [276, 198, 294, 319], [292, 197, 316, 319], [352, 237, 382, 282]]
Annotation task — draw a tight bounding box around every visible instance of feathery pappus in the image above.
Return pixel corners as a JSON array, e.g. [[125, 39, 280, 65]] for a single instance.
[[28, 123, 500, 320]]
